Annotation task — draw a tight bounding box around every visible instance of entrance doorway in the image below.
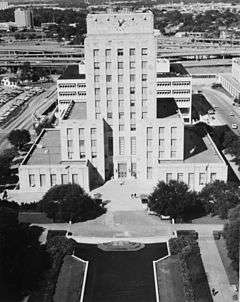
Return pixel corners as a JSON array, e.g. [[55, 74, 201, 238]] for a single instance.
[[118, 163, 127, 178]]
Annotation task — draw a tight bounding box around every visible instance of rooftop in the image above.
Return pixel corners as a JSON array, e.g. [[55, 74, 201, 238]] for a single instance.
[[157, 63, 190, 78], [58, 65, 85, 80], [184, 127, 223, 164], [63, 101, 87, 120], [22, 129, 86, 166]]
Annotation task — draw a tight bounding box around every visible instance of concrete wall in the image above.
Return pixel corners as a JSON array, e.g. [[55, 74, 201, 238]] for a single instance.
[[19, 163, 90, 193]]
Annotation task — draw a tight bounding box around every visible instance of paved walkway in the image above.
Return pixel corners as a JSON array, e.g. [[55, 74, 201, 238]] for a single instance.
[[172, 224, 236, 302]]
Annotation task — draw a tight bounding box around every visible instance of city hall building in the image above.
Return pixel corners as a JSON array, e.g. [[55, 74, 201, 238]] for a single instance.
[[19, 9, 228, 193]]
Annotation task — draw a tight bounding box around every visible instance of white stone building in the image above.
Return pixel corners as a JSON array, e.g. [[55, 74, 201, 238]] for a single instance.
[[14, 8, 33, 28], [218, 58, 240, 99], [19, 10, 228, 193]]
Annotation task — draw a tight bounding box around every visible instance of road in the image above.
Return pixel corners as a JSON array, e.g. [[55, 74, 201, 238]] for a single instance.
[[194, 84, 240, 134], [0, 85, 57, 151]]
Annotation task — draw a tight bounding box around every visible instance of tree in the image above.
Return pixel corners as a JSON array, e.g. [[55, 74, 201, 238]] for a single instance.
[[223, 205, 240, 272], [148, 180, 197, 220], [8, 129, 31, 150], [199, 180, 240, 219], [40, 184, 106, 222], [0, 203, 50, 301]]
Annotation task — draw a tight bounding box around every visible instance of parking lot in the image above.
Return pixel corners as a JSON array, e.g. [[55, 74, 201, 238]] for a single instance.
[[0, 85, 45, 126]]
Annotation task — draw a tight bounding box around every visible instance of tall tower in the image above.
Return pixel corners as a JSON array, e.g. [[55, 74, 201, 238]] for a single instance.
[[85, 10, 159, 179]]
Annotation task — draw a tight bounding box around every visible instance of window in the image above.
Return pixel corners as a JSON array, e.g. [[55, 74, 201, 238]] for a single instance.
[[142, 74, 147, 82], [166, 173, 172, 184], [50, 174, 57, 186], [72, 174, 78, 184], [95, 100, 100, 109], [147, 127, 152, 148], [171, 151, 176, 158], [108, 137, 113, 156], [177, 173, 183, 182], [106, 99, 112, 110], [199, 173, 206, 185], [92, 152, 97, 158], [118, 87, 124, 95], [130, 100, 135, 107], [67, 128, 73, 137], [79, 128, 85, 158], [171, 127, 177, 138], [119, 137, 125, 155], [130, 74, 135, 82], [129, 48, 135, 56], [130, 112, 136, 120], [107, 112, 112, 119], [40, 174, 46, 187], [90, 128, 96, 137], [142, 99, 147, 107], [118, 74, 123, 83], [142, 61, 147, 69], [68, 152, 73, 159], [142, 48, 147, 55], [142, 111, 147, 119], [147, 167, 153, 179], [61, 174, 68, 185], [95, 88, 100, 96], [94, 62, 100, 69], [131, 163, 136, 176], [118, 99, 124, 108], [29, 174, 35, 187], [210, 173, 216, 182], [159, 127, 165, 138], [106, 75, 112, 82], [130, 124, 136, 131], [118, 62, 123, 69], [67, 140, 73, 148], [119, 112, 124, 120], [188, 173, 194, 187], [106, 62, 111, 70], [93, 49, 99, 57], [142, 87, 147, 96], [106, 87, 112, 96], [130, 61, 135, 69], [130, 87, 135, 94], [105, 49, 111, 57], [119, 124, 124, 131], [117, 48, 124, 56], [147, 151, 152, 163], [94, 75, 100, 83], [130, 136, 136, 155]]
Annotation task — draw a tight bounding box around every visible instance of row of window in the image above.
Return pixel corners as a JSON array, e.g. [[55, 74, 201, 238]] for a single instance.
[[94, 74, 148, 83], [157, 81, 190, 87], [94, 61, 148, 70], [67, 128, 96, 138], [58, 83, 76, 89], [146, 170, 217, 184], [59, 91, 77, 96], [157, 90, 191, 95], [95, 87, 147, 96], [29, 173, 79, 187], [93, 48, 148, 58]]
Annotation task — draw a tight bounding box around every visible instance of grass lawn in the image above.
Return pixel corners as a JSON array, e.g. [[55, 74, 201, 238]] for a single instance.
[[53, 255, 86, 302], [215, 237, 238, 286], [76, 243, 168, 302], [188, 253, 213, 302], [155, 255, 185, 302]]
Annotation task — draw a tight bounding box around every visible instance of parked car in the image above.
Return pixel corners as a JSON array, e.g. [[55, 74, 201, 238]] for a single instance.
[[232, 124, 238, 129]]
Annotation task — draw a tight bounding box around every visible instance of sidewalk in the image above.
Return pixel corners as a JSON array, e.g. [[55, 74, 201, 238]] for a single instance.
[[173, 224, 235, 302], [198, 233, 235, 302]]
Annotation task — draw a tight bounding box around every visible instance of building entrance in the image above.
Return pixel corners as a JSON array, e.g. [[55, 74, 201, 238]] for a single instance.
[[118, 163, 127, 178]]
